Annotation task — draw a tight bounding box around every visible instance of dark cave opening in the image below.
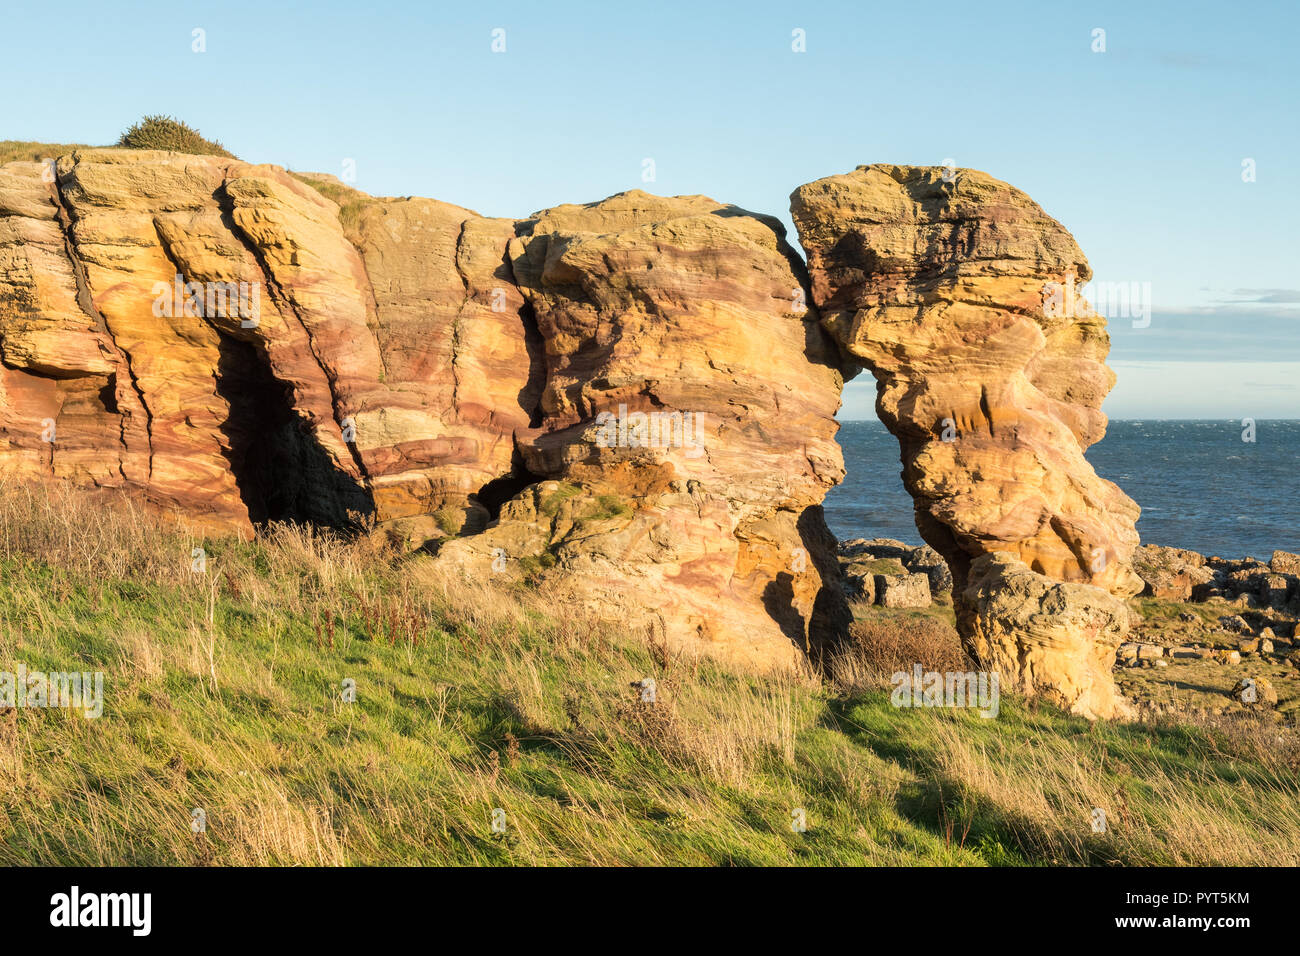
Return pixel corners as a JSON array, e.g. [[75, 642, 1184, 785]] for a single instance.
[[472, 447, 543, 522], [97, 374, 119, 415], [214, 331, 374, 529]]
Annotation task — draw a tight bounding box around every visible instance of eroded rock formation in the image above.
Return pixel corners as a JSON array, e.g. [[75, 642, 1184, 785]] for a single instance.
[[791, 164, 1142, 717], [437, 191, 850, 669], [1, 149, 847, 670], [1, 149, 1144, 705]]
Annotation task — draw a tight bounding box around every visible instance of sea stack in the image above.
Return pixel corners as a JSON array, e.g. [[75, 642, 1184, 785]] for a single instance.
[[791, 164, 1143, 718]]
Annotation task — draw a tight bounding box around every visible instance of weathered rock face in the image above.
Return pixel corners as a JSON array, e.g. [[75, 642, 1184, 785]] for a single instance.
[[0, 150, 547, 539], [436, 192, 850, 669], [2, 151, 383, 532], [791, 164, 1142, 716], [344, 192, 539, 543], [1, 150, 848, 671], [961, 553, 1133, 719]]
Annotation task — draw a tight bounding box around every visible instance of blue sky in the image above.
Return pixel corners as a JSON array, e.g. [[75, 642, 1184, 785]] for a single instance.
[[3, 0, 1296, 418]]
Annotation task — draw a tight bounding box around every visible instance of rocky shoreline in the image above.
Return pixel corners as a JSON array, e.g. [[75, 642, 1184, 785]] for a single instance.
[[839, 538, 1300, 721]]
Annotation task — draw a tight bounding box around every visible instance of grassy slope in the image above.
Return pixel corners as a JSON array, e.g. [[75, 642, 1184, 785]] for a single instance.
[[1, 479, 1296, 866]]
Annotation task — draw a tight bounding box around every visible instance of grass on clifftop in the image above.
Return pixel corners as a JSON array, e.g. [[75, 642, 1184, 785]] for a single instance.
[[0, 477, 1297, 866], [0, 141, 98, 165], [3, 116, 233, 166], [288, 172, 370, 243]]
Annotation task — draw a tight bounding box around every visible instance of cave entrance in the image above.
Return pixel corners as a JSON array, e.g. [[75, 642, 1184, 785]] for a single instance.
[[472, 447, 543, 522], [214, 331, 374, 529]]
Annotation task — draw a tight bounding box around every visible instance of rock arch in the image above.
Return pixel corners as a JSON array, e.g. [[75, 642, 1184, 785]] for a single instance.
[[791, 164, 1142, 718]]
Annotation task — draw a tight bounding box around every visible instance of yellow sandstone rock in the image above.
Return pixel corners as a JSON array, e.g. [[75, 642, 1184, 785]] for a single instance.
[[791, 164, 1143, 716], [0, 150, 1149, 708]]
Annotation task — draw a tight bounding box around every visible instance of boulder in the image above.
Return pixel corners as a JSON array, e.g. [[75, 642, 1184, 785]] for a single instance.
[[1231, 677, 1278, 707], [904, 545, 954, 593], [1219, 614, 1252, 634], [959, 552, 1133, 719], [1270, 550, 1300, 574], [1132, 544, 1212, 600], [1260, 574, 1292, 609], [841, 563, 878, 604], [875, 572, 932, 608]]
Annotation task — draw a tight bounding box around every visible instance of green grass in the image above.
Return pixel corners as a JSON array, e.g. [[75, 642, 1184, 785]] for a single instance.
[[538, 481, 584, 518], [1132, 597, 1222, 626], [850, 600, 956, 627], [0, 141, 100, 165], [848, 557, 908, 577], [288, 172, 371, 241], [0, 478, 1297, 865]]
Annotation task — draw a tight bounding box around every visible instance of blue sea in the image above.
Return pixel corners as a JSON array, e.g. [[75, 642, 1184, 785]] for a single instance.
[[824, 420, 1300, 560]]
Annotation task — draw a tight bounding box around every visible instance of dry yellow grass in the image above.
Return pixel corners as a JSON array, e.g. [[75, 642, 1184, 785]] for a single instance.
[[0, 476, 1297, 865]]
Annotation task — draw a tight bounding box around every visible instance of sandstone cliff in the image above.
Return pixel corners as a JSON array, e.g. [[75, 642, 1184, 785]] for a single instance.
[[0, 148, 1141, 708], [0, 149, 848, 670]]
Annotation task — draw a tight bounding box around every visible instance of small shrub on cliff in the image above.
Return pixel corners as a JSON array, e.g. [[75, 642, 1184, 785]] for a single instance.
[[116, 115, 235, 158]]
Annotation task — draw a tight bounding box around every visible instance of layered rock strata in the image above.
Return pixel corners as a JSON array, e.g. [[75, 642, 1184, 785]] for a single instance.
[[1, 151, 847, 669], [791, 164, 1142, 716]]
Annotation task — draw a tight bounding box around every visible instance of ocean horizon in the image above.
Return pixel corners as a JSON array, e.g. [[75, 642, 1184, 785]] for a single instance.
[[825, 419, 1300, 560]]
